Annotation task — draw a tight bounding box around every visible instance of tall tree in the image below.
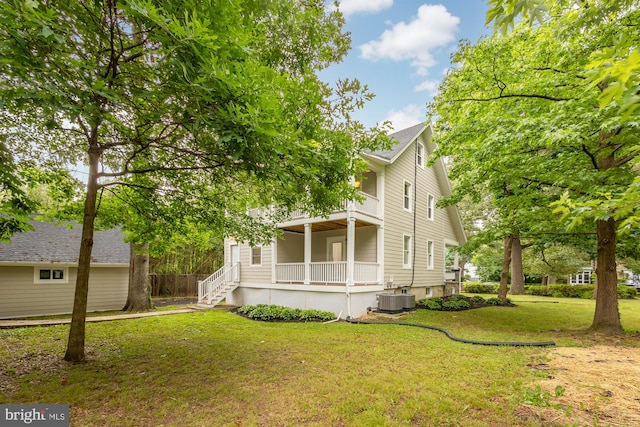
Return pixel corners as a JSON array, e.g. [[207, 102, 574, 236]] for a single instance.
[[430, 4, 639, 334], [0, 0, 388, 361]]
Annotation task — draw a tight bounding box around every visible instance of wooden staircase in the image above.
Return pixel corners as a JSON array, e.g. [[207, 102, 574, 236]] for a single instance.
[[197, 263, 239, 307]]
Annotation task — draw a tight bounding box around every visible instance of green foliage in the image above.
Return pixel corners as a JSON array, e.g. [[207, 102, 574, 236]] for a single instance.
[[237, 305, 334, 322], [419, 299, 442, 311], [617, 286, 638, 300], [470, 295, 486, 303], [486, 298, 503, 306], [431, 297, 444, 305], [464, 283, 499, 294], [442, 300, 471, 311], [522, 384, 566, 408]]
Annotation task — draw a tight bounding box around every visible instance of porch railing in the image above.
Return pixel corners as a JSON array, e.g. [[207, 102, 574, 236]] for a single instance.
[[275, 261, 379, 284], [310, 261, 347, 283]]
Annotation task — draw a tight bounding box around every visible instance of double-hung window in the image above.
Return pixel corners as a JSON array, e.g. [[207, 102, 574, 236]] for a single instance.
[[403, 235, 412, 268], [250, 246, 262, 266], [403, 181, 412, 212], [427, 194, 435, 221]]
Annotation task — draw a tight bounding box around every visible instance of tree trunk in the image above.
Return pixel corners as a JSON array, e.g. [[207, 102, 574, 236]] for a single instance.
[[123, 242, 152, 311], [589, 218, 622, 334], [64, 146, 100, 362], [510, 235, 525, 294], [497, 235, 513, 303], [542, 275, 548, 286]]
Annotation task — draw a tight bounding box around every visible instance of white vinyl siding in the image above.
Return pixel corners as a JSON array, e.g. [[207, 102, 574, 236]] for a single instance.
[[0, 265, 128, 319]]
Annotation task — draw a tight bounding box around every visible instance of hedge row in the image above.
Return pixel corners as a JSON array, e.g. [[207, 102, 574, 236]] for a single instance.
[[463, 282, 638, 299], [237, 304, 336, 322]]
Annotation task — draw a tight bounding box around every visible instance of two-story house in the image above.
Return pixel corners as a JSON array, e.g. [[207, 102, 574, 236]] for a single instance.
[[199, 123, 467, 318]]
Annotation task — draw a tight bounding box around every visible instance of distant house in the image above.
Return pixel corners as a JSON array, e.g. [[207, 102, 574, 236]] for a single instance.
[[0, 219, 129, 319], [198, 123, 467, 318]]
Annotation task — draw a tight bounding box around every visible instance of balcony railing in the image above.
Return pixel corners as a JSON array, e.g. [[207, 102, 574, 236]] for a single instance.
[[275, 261, 379, 284], [288, 192, 379, 220]]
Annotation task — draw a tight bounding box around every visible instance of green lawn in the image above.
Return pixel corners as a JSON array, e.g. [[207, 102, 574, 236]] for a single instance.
[[1, 296, 639, 426]]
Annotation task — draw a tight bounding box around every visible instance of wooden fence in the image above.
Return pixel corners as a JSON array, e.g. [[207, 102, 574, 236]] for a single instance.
[[150, 274, 209, 297]]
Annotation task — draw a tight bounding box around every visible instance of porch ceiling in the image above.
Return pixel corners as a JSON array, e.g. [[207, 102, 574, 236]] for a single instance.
[[282, 219, 374, 233]]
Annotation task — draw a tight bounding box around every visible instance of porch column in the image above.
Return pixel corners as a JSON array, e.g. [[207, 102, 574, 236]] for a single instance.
[[346, 217, 355, 286], [377, 224, 384, 284], [304, 223, 311, 285], [271, 238, 277, 284]]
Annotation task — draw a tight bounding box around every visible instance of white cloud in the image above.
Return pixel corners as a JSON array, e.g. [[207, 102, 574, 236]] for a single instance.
[[385, 104, 425, 132], [359, 4, 459, 76], [414, 79, 440, 96], [333, 0, 393, 17]]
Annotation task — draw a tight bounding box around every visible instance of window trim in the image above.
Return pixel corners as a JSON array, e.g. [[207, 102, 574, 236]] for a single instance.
[[416, 142, 425, 168], [403, 180, 412, 212], [250, 245, 262, 267], [403, 234, 412, 268], [427, 193, 435, 221], [34, 267, 69, 284], [426, 240, 434, 270]]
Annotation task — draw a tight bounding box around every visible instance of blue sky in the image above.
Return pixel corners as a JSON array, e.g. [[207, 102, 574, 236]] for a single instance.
[[321, 0, 490, 131]]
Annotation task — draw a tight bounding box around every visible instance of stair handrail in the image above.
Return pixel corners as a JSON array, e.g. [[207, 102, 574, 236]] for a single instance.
[[198, 263, 239, 304]]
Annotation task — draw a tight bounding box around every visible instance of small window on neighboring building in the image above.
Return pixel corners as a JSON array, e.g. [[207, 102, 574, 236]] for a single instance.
[[416, 142, 425, 168], [403, 181, 412, 212], [427, 240, 434, 270], [403, 235, 412, 268], [250, 246, 262, 266], [427, 194, 435, 221], [35, 267, 68, 284], [425, 287, 432, 297]]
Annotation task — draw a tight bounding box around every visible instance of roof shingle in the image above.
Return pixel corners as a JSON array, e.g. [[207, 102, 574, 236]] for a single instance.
[[0, 219, 129, 264]]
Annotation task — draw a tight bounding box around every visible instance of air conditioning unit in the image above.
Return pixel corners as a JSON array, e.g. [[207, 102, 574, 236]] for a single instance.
[[377, 293, 404, 313], [402, 294, 416, 310]]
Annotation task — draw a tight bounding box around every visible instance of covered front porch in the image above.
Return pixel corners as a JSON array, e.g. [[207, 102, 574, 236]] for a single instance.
[[273, 215, 382, 286]]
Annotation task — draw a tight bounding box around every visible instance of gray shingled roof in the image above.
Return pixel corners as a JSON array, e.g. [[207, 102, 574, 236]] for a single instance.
[[366, 122, 426, 161], [0, 219, 130, 264]]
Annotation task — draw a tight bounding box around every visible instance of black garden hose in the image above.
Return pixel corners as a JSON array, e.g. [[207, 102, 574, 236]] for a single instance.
[[346, 317, 555, 347]]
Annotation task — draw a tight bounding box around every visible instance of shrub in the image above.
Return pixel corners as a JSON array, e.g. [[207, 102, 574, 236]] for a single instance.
[[463, 282, 498, 293], [431, 297, 444, 305], [581, 290, 593, 299], [448, 294, 466, 302], [486, 297, 503, 306], [423, 300, 442, 310], [442, 300, 471, 311], [470, 295, 485, 303], [237, 305, 335, 322], [618, 286, 638, 299]]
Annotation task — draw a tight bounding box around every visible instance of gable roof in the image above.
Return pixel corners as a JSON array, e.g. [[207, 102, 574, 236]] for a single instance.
[[0, 219, 129, 265], [364, 122, 427, 163]]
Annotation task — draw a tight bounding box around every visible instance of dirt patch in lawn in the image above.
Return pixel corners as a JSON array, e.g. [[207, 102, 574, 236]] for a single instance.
[[517, 346, 640, 426]]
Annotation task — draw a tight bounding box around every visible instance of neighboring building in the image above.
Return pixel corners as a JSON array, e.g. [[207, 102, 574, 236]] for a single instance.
[[199, 123, 467, 318], [0, 218, 129, 319], [569, 267, 594, 285]]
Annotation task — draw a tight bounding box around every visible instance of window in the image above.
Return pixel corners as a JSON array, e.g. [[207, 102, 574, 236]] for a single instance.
[[426, 240, 434, 270], [250, 246, 262, 266], [403, 235, 412, 268], [35, 267, 68, 284], [427, 194, 435, 221], [425, 287, 432, 297], [403, 180, 412, 211], [416, 142, 425, 168]]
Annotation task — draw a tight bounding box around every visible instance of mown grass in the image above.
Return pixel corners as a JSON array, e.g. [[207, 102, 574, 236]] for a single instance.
[[1, 296, 639, 426]]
